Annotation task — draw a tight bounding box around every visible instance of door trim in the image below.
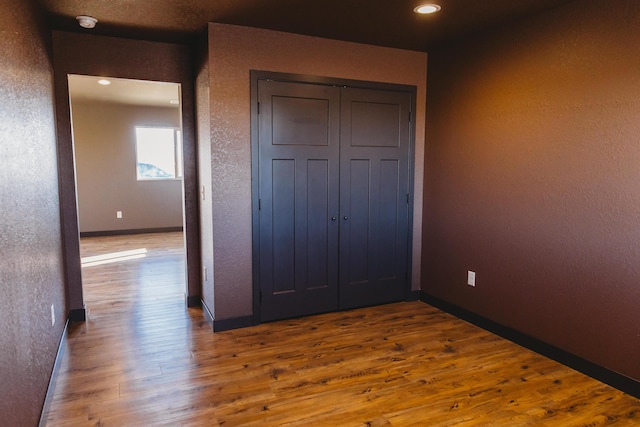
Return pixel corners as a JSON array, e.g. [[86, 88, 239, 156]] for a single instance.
[[250, 70, 417, 324], [52, 33, 201, 320]]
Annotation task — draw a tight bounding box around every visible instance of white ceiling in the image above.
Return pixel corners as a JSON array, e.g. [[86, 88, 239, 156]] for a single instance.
[[68, 75, 181, 108]]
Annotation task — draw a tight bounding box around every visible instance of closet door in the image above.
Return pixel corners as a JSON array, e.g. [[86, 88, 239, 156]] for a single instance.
[[257, 80, 341, 322], [338, 87, 411, 309]]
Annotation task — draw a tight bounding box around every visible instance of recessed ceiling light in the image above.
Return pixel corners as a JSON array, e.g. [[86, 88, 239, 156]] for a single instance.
[[97, 79, 111, 86], [414, 4, 441, 14], [170, 100, 179, 105], [76, 15, 98, 29]]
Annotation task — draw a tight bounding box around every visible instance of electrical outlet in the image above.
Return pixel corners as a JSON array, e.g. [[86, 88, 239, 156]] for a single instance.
[[50, 304, 55, 326], [467, 271, 476, 287], [116, 211, 123, 219]]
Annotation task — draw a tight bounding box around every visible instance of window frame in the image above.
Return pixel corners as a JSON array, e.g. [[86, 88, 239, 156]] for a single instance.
[[134, 126, 183, 181]]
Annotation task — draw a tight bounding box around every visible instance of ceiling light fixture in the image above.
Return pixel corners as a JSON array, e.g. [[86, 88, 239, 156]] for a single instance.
[[169, 100, 179, 105], [97, 79, 111, 86], [414, 4, 441, 14], [76, 15, 98, 29]]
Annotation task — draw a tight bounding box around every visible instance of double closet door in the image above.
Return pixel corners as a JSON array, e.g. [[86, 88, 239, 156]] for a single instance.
[[256, 78, 412, 322]]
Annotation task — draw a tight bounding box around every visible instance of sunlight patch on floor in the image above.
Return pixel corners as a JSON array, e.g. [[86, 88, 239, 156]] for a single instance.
[[81, 248, 148, 267]]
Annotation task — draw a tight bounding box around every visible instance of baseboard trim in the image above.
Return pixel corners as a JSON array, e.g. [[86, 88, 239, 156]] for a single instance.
[[406, 290, 421, 301], [214, 315, 255, 332], [68, 307, 86, 322], [201, 300, 214, 329], [80, 226, 183, 238], [186, 295, 201, 308], [420, 292, 640, 399], [38, 317, 70, 427]]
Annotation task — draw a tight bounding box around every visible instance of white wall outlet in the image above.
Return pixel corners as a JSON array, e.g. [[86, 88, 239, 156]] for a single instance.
[[50, 304, 55, 326], [467, 271, 476, 287], [116, 211, 123, 219]]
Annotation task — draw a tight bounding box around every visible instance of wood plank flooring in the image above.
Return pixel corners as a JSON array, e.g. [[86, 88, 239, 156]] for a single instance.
[[45, 232, 640, 426]]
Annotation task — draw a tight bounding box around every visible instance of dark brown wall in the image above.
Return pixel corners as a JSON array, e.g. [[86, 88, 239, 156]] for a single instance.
[[0, 1, 67, 425], [195, 34, 215, 316], [206, 23, 427, 320], [423, 0, 640, 381], [52, 31, 201, 306]]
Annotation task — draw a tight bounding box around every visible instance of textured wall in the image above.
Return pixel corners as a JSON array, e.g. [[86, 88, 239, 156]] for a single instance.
[[52, 31, 201, 305], [195, 36, 215, 317], [0, 1, 67, 425], [72, 101, 183, 233], [423, 0, 640, 381], [207, 23, 427, 319]]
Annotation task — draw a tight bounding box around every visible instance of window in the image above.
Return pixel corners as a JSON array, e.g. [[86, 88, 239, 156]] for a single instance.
[[135, 127, 183, 180]]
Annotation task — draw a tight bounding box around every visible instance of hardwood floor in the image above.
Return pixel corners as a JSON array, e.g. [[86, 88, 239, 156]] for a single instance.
[[45, 232, 640, 426]]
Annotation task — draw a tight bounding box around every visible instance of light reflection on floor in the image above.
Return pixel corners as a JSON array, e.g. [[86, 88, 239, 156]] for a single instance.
[[81, 248, 148, 267]]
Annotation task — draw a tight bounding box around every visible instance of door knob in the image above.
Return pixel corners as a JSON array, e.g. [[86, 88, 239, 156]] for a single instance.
[[331, 217, 337, 221], [343, 216, 348, 220]]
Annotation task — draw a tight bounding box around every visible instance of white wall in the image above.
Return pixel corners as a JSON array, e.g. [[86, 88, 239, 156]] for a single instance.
[[72, 100, 183, 233]]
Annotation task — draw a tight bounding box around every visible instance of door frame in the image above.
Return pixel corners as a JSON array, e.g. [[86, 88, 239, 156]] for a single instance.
[[250, 70, 417, 324], [52, 33, 201, 321]]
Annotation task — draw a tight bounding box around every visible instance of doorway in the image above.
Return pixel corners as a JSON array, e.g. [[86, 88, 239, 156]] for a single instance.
[[253, 72, 415, 322], [68, 75, 187, 310]]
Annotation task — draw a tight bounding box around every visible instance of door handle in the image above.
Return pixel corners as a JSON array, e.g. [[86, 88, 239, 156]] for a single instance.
[[343, 216, 348, 220], [331, 217, 337, 221]]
